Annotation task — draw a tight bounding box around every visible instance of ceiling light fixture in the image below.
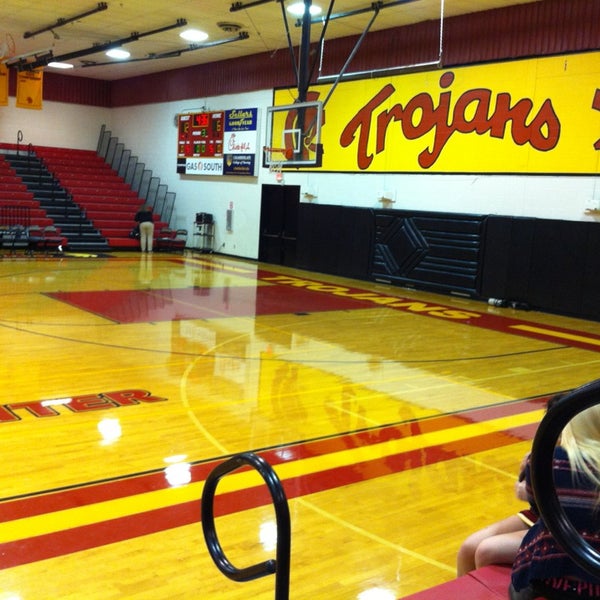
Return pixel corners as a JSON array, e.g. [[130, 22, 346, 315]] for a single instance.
[[47, 61, 74, 69], [81, 31, 249, 68], [106, 48, 130, 59], [180, 29, 209, 42], [287, 2, 322, 16]]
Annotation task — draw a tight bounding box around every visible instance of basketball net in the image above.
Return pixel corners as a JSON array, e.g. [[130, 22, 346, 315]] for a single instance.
[[0, 33, 16, 62], [269, 160, 284, 183], [264, 146, 290, 183]]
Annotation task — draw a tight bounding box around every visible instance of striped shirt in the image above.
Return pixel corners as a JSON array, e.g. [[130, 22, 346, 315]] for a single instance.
[[511, 446, 600, 595]]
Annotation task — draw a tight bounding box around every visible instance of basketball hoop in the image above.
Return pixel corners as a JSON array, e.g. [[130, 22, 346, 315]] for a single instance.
[[263, 146, 294, 163], [263, 146, 294, 181]]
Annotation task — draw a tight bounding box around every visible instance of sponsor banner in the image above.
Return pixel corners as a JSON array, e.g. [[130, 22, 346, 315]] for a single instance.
[[225, 108, 258, 132], [224, 128, 257, 154], [224, 108, 258, 176], [184, 157, 223, 176], [223, 153, 256, 176], [274, 51, 600, 174]]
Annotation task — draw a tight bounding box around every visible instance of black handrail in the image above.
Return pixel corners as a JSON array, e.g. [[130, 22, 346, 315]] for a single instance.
[[27, 143, 34, 175], [530, 378, 600, 578], [201, 452, 291, 599]]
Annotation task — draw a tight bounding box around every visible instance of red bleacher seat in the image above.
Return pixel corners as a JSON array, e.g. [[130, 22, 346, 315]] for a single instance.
[[402, 566, 511, 600]]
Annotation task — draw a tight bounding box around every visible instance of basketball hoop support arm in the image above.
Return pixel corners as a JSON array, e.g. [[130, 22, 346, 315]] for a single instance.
[[321, 4, 380, 108]]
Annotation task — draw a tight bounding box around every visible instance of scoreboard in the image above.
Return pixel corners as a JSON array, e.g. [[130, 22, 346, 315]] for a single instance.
[[177, 111, 223, 158], [176, 108, 259, 177]]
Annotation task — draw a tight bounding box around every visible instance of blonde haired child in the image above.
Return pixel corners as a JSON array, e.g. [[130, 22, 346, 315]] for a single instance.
[[510, 402, 600, 599]]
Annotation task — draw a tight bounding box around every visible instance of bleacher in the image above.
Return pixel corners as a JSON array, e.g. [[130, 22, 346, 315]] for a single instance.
[[0, 154, 49, 226], [35, 146, 167, 249], [0, 143, 168, 252], [403, 565, 511, 599]]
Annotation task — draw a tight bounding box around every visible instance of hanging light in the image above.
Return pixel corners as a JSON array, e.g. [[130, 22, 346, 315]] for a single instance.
[[106, 48, 130, 59], [287, 2, 322, 16], [47, 61, 74, 69], [180, 29, 209, 42]]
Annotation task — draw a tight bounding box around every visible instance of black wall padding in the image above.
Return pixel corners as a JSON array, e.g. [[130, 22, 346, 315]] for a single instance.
[[528, 220, 584, 313], [296, 204, 373, 280], [481, 216, 536, 302], [482, 217, 600, 321], [370, 211, 486, 296], [296, 205, 600, 321], [581, 225, 600, 320]]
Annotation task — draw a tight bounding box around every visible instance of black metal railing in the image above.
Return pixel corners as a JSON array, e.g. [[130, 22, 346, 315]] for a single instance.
[[201, 452, 291, 599], [530, 378, 600, 578]]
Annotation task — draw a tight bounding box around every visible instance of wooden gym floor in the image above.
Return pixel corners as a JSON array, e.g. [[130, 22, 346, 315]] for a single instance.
[[1, 250, 599, 599]]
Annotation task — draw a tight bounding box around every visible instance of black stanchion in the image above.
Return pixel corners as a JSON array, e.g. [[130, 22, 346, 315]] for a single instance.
[[201, 452, 291, 599]]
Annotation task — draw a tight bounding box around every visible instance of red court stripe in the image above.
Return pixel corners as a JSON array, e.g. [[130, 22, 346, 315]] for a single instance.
[[0, 398, 547, 521], [0, 423, 535, 569]]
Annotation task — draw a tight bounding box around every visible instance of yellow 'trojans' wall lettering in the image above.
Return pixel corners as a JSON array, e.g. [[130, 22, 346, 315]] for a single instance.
[[273, 51, 600, 174]]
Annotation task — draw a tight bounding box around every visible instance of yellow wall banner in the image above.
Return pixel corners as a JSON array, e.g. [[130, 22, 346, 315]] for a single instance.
[[273, 51, 600, 174], [16, 69, 43, 110], [0, 64, 8, 106]]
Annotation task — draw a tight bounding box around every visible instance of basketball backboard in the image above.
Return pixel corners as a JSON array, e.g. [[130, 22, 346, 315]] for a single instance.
[[263, 100, 323, 169]]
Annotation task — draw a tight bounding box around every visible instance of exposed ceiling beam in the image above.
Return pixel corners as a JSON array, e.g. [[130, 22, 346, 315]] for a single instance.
[[23, 2, 109, 39], [80, 32, 250, 67], [230, 0, 276, 11], [299, 0, 421, 26], [16, 19, 188, 71]]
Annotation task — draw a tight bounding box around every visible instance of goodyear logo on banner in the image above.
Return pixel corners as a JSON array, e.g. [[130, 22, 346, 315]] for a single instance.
[[274, 51, 600, 174], [223, 108, 258, 176]]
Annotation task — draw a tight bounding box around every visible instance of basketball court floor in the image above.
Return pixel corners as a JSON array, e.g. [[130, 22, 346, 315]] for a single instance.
[[1, 250, 599, 599]]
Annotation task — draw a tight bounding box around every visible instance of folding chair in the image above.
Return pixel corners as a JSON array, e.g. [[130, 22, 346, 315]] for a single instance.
[[155, 228, 175, 252], [42, 225, 65, 254], [171, 229, 188, 252], [7, 224, 27, 255], [26, 225, 44, 256]]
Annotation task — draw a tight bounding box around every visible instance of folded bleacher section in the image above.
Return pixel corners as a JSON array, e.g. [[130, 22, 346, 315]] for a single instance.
[[1, 147, 105, 252], [0, 143, 168, 252], [0, 150, 68, 254], [35, 146, 166, 249], [0, 152, 52, 229]]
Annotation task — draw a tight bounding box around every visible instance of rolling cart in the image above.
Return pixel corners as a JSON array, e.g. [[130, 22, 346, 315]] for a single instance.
[[194, 212, 214, 253]]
